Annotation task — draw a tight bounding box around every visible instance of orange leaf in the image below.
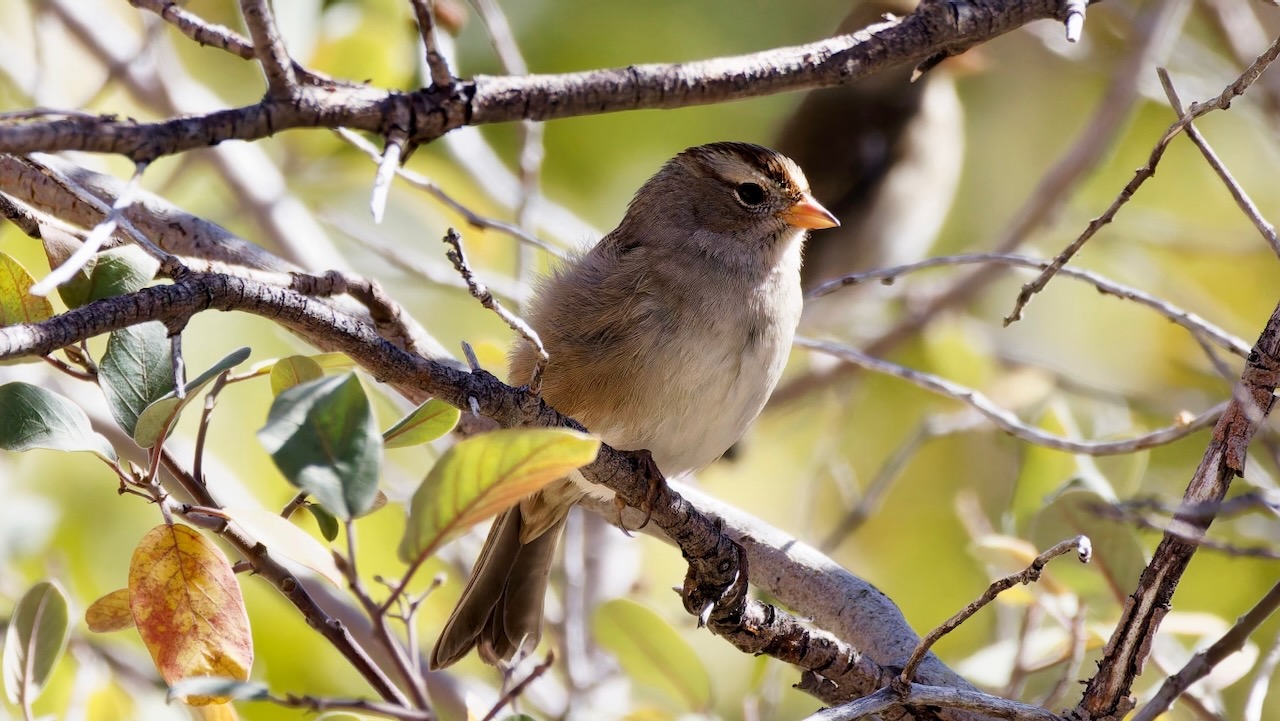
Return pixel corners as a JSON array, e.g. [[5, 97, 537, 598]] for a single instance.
[[85, 589, 134, 632], [128, 524, 253, 705]]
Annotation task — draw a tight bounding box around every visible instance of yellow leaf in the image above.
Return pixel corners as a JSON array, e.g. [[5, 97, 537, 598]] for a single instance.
[[399, 428, 600, 562], [0, 251, 52, 327], [128, 524, 253, 705], [190, 701, 241, 721], [270, 355, 324, 396], [225, 505, 344, 587], [383, 398, 460, 448], [85, 589, 134, 632]]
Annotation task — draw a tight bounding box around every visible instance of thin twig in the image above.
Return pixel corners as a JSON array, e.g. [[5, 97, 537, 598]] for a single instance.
[[800, 683, 1067, 721], [1132, 580, 1280, 721], [280, 491, 309, 520], [1157, 67, 1280, 256], [443, 228, 547, 393], [480, 651, 556, 721], [238, 0, 296, 95], [409, 0, 453, 88], [771, 0, 1192, 406], [128, 0, 256, 60], [191, 371, 229, 487], [897, 536, 1091, 686], [1244, 628, 1280, 721], [1039, 603, 1088, 709], [1006, 32, 1280, 325], [31, 161, 147, 297], [335, 128, 566, 259], [266, 693, 431, 720], [808, 252, 1249, 358], [470, 0, 545, 306], [1092, 502, 1280, 559], [797, 337, 1226, 456], [40, 354, 96, 380], [370, 129, 404, 224]]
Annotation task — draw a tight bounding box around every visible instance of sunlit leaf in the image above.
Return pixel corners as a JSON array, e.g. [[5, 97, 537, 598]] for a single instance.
[[383, 398, 460, 448], [242, 352, 354, 382], [190, 700, 243, 720], [129, 524, 253, 706], [270, 355, 324, 396], [83, 245, 158, 303], [2, 580, 70, 706], [0, 382, 116, 460], [0, 251, 53, 326], [99, 321, 174, 436], [167, 677, 268, 704], [85, 588, 135, 632], [593, 598, 712, 711], [399, 428, 599, 563], [134, 347, 251, 448], [225, 505, 344, 587], [257, 373, 381, 520]]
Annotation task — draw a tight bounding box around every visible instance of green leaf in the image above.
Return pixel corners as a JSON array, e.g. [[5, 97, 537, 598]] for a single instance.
[[84, 245, 158, 303], [134, 347, 251, 448], [99, 321, 174, 436], [306, 504, 340, 542], [0, 382, 116, 460], [270, 354, 324, 396], [593, 598, 713, 711], [2, 580, 71, 706], [398, 428, 600, 563], [166, 677, 268, 704], [383, 398, 460, 448], [257, 373, 382, 520], [41, 226, 95, 310], [0, 252, 53, 327]]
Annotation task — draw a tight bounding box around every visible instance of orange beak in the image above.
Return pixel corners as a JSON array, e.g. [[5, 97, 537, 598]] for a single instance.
[[779, 194, 839, 230]]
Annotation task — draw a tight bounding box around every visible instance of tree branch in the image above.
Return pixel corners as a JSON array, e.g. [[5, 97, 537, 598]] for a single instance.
[[0, 0, 1086, 160]]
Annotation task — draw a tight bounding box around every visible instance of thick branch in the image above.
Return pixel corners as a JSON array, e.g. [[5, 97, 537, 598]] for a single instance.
[[0, 0, 1084, 160], [1076, 298, 1280, 720]]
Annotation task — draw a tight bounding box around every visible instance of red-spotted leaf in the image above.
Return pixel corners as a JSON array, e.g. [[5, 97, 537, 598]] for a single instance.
[[129, 524, 252, 706], [398, 428, 599, 563]]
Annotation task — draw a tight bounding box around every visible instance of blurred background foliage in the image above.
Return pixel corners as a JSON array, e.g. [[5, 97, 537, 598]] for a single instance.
[[2, 0, 1280, 719]]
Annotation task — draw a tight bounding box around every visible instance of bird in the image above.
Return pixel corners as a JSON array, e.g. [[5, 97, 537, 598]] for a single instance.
[[776, 0, 965, 335], [429, 142, 838, 669]]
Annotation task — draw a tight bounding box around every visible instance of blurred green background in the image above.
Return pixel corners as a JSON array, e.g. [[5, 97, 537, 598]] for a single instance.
[[3, 0, 1280, 719]]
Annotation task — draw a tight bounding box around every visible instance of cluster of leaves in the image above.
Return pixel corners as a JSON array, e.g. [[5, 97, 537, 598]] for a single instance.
[[0, 243, 611, 716]]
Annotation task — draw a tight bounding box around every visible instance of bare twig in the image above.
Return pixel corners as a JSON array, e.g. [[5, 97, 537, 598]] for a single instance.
[[797, 337, 1225, 456], [1157, 68, 1280, 256], [897, 536, 1091, 686], [128, 0, 255, 60], [266, 693, 432, 720], [1132, 581, 1280, 721], [480, 651, 555, 721], [191, 371, 229, 487], [1006, 33, 1280, 325], [800, 684, 1067, 721], [1091, 502, 1280, 560], [443, 229, 547, 393], [335, 128, 566, 259], [31, 161, 147, 297], [771, 0, 1192, 406], [238, 0, 296, 95], [1244, 628, 1280, 721], [370, 128, 405, 224], [1039, 603, 1088, 709], [410, 0, 453, 88], [808, 252, 1249, 358]]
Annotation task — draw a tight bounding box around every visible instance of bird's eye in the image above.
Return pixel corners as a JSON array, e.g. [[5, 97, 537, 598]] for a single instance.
[[734, 182, 766, 207]]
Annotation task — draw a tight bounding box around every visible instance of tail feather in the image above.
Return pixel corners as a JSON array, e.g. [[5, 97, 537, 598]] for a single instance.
[[429, 508, 567, 669]]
